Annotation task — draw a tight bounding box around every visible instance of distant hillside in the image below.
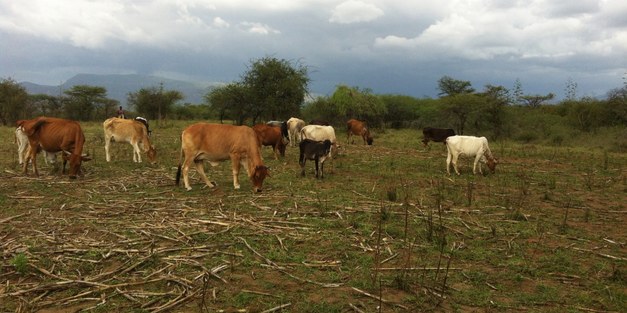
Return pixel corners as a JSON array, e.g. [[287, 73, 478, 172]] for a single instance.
[[20, 74, 218, 106]]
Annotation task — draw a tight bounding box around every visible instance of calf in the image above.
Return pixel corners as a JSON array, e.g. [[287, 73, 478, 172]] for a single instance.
[[299, 139, 332, 179], [176, 123, 270, 192], [346, 119, 373, 145], [103, 117, 157, 163], [253, 124, 288, 160], [300, 125, 339, 158], [286, 117, 305, 147], [422, 127, 456, 147], [445, 135, 498, 175]]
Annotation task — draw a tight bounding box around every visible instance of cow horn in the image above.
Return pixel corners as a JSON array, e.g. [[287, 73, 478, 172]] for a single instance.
[[63, 150, 72, 155]]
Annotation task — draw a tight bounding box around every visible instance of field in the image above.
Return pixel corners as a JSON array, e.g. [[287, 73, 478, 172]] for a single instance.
[[0, 120, 625, 313]]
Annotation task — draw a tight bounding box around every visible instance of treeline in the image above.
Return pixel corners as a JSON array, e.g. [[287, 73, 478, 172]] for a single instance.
[[1, 58, 626, 151]]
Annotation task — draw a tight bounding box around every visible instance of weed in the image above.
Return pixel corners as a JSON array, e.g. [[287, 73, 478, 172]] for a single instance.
[[11, 253, 28, 274]]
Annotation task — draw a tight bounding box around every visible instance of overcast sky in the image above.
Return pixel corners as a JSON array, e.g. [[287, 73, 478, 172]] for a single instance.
[[1, 0, 626, 100]]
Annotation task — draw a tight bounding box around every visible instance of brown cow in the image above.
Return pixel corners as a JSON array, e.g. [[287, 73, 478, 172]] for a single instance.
[[253, 124, 288, 160], [21, 117, 91, 179], [346, 119, 373, 145], [103, 117, 156, 163], [422, 127, 455, 147], [175, 123, 270, 192]]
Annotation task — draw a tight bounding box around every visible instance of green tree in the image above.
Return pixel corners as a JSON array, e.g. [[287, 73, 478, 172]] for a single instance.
[[379, 94, 420, 128], [0, 78, 29, 125], [128, 84, 183, 121], [437, 75, 475, 97], [442, 93, 484, 135], [206, 82, 252, 125], [605, 86, 627, 126], [478, 84, 511, 139], [63, 85, 111, 120], [329, 85, 387, 126], [29, 94, 63, 117], [242, 56, 310, 123]]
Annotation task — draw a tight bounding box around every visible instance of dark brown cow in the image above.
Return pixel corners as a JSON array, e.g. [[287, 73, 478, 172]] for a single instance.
[[346, 119, 373, 145], [253, 124, 288, 160], [21, 117, 91, 179], [422, 127, 456, 147], [175, 123, 270, 192], [299, 139, 332, 179]]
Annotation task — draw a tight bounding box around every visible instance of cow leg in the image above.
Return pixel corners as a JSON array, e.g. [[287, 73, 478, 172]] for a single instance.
[[320, 158, 325, 179], [194, 161, 216, 188], [446, 151, 452, 175], [273, 144, 279, 160], [314, 157, 320, 178], [28, 146, 39, 177], [452, 154, 461, 175], [181, 156, 194, 191], [230, 155, 241, 190], [105, 136, 112, 162], [131, 141, 142, 162]]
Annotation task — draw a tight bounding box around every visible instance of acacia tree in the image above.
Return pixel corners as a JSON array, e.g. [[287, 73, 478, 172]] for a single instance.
[[0, 78, 29, 125], [241, 56, 310, 123], [437, 75, 475, 97], [330, 85, 386, 126], [128, 84, 183, 121], [519, 93, 555, 108], [442, 93, 484, 135]]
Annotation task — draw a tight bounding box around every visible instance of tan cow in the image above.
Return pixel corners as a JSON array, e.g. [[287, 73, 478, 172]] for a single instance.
[[103, 117, 156, 163], [175, 123, 270, 192]]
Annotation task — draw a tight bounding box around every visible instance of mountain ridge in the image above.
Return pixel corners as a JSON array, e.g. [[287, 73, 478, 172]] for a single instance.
[[20, 73, 217, 106]]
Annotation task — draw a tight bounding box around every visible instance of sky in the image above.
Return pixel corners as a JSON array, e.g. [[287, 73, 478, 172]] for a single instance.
[[1, 0, 626, 101]]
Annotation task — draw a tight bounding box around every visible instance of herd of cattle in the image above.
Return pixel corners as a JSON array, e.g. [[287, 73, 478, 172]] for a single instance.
[[13, 116, 498, 192]]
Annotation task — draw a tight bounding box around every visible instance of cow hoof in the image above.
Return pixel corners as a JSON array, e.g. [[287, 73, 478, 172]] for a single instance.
[[234, 185, 240, 190], [185, 187, 192, 191], [209, 181, 217, 188]]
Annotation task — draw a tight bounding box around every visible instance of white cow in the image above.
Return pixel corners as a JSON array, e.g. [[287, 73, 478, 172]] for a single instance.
[[103, 117, 156, 163], [286, 117, 305, 147], [15, 124, 57, 165], [446, 135, 498, 175], [300, 125, 339, 158]]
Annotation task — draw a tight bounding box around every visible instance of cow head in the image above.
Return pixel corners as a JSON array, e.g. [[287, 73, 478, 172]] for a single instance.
[[250, 165, 270, 192], [366, 136, 374, 145], [146, 146, 157, 164], [63, 151, 92, 179], [486, 157, 498, 173]]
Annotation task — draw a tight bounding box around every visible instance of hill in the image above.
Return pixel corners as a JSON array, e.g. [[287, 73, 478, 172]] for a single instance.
[[20, 74, 217, 106]]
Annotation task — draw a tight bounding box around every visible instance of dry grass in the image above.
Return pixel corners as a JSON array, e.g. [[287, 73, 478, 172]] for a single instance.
[[0, 121, 625, 313]]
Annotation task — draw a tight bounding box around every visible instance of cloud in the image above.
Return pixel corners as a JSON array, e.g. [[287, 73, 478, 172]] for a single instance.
[[213, 17, 230, 28], [240, 22, 280, 35], [329, 1, 384, 24]]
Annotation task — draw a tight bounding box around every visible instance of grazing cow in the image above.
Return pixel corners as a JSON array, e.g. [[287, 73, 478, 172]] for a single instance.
[[103, 117, 157, 163], [175, 123, 270, 192], [422, 127, 456, 147], [299, 139, 332, 179], [15, 121, 57, 165], [445, 135, 498, 175], [286, 117, 305, 147], [253, 124, 288, 160], [309, 119, 330, 126], [300, 125, 339, 157], [21, 117, 91, 179], [346, 119, 373, 145], [134, 116, 152, 136]]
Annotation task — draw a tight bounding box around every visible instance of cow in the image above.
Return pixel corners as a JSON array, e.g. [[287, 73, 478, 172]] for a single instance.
[[253, 123, 288, 160], [266, 121, 289, 142], [346, 119, 373, 145], [21, 117, 91, 179], [300, 125, 339, 158], [134, 116, 152, 137], [309, 119, 330, 126], [422, 127, 456, 147], [15, 120, 57, 165], [103, 117, 157, 163], [175, 123, 270, 192], [299, 139, 332, 179], [445, 135, 498, 176], [286, 117, 305, 147]]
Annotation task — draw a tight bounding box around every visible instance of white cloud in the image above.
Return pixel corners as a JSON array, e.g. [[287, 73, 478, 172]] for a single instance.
[[240, 22, 280, 35], [213, 17, 230, 28], [329, 1, 384, 24]]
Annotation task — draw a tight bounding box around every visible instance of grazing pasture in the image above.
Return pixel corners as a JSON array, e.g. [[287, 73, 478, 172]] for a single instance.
[[0, 121, 625, 312]]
